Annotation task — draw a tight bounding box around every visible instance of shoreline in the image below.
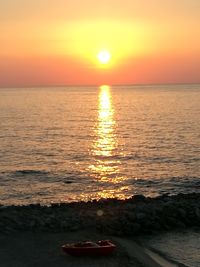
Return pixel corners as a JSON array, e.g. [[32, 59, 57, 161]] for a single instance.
[[1, 193, 199, 267], [1, 193, 200, 235]]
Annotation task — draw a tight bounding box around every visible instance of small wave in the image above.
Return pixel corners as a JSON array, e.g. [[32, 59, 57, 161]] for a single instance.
[[63, 180, 74, 184], [132, 176, 200, 192], [93, 154, 139, 161], [93, 154, 193, 164], [72, 155, 90, 161], [12, 170, 49, 176], [132, 178, 160, 185]]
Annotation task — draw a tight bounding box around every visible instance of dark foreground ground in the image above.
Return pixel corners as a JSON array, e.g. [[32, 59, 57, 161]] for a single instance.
[[0, 193, 200, 267], [1, 230, 183, 267], [1, 193, 200, 235], [0, 231, 137, 267]]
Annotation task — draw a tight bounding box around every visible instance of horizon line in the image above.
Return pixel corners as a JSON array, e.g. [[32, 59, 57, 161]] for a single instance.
[[0, 82, 200, 89]]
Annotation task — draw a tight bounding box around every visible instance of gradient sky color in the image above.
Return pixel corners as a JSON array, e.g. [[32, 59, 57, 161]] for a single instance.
[[0, 0, 200, 86]]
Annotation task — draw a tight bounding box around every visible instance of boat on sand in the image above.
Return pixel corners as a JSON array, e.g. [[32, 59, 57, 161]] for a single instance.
[[62, 240, 116, 256]]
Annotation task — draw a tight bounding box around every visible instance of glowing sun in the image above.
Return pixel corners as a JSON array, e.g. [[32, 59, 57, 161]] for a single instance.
[[97, 50, 111, 64]]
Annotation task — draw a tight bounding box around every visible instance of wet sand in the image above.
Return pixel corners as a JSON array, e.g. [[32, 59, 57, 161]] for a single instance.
[[0, 230, 183, 267]]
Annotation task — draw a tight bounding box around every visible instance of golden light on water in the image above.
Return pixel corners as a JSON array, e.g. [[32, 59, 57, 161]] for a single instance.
[[95, 85, 116, 158], [89, 85, 121, 187]]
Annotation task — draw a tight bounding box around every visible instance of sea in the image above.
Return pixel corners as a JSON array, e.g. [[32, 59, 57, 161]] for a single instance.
[[0, 84, 200, 206]]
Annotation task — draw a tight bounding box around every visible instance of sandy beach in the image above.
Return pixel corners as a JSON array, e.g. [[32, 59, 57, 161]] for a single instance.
[[1, 193, 199, 266], [0, 230, 181, 267], [0, 231, 133, 267]]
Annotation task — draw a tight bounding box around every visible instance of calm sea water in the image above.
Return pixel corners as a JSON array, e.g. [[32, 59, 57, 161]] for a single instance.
[[0, 84, 200, 205]]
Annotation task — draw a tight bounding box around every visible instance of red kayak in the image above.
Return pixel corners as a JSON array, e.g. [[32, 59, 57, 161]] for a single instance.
[[62, 240, 116, 256]]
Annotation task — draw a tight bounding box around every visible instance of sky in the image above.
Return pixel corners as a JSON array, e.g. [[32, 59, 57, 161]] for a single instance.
[[0, 0, 200, 86]]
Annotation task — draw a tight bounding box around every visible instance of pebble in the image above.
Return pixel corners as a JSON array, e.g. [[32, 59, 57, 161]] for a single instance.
[[0, 193, 199, 235]]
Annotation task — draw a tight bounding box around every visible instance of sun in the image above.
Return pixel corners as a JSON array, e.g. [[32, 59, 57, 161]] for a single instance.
[[97, 50, 111, 64]]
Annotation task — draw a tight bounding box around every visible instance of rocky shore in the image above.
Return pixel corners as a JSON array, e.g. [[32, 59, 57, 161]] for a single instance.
[[0, 193, 200, 235]]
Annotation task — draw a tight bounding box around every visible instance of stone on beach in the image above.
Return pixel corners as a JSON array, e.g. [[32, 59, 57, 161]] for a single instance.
[[0, 193, 200, 235]]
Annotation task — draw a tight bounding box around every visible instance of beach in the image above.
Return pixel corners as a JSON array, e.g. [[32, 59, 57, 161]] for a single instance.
[[1, 193, 199, 266], [1, 231, 183, 267], [0, 231, 134, 267]]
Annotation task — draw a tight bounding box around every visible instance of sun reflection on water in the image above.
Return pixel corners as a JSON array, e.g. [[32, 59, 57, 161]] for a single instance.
[[95, 85, 116, 157], [89, 85, 121, 187]]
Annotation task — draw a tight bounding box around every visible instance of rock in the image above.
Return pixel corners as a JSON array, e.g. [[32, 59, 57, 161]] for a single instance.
[[177, 208, 187, 218], [136, 212, 146, 220], [126, 211, 136, 221], [60, 221, 68, 229], [1, 193, 200, 234], [30, 220, 36, 228], [70, 225, 80, 231], [195, 207, 200, 218], [131, 195, 146, 201], [132, 223, 141, 233]]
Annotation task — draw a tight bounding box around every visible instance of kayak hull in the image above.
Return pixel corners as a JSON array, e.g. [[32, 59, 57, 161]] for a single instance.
[[62, 240, 116, 256]]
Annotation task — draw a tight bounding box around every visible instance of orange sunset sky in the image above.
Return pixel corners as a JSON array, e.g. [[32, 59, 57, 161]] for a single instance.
[[0, 0, 200, 86]]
